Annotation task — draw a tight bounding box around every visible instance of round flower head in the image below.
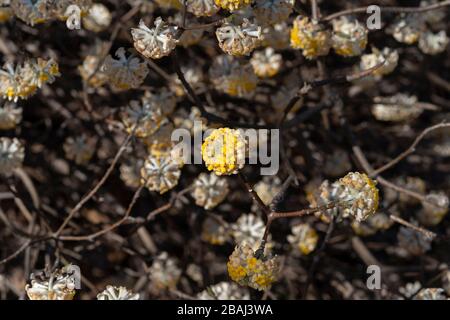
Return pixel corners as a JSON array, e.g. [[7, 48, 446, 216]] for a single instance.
[[0, 137, 24, 175], [417, 192, 449, 226], [418, 30, 449, 55], [261, 22, 290, 50], [131, 18, 178, 60], [149, 252, 181, 290], [192, 172, 229, 210], [10, 0, 51, 25], [290, 16, 331, 59], [141, 154, 181, 194], [331, 16, 368, 57], [253, 0, 293, 26], [63, 134, 96, 165], [214, 0, 251, 12], [121, 98, 165, 138], [387, 14, 423, 45], [414, 288, 446, 300], [120, 158, 144, 189], [227, 242, 280, 291], [0, 101, 22, 130], [82, 3, 111, 32], [97, 286, 140, 300], [79, 41, 109, 88], [360, 47, 399, 77], [186, 0, 219, 17], [399, 281, 422, 299], [372, 94, 422, 122], [202, 127, 246, 175], [102, 48, 149, 91], [334, 172, 379, 222], [198, 281, 250, 300], [287, 223, 318, 255], [209, 55, 258, 98], [202, 216, 231, 245], [397, 223, 432, 256], [25, 266, 76, 300], [250, 47, 282, 78], [232, 213, 265, 245], [216, 19, 261, 56]]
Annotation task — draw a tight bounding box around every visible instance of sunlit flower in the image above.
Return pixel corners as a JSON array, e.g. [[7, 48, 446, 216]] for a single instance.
[[287, 223, 318, 255], [232, 213, 265, 245], [331, 16, 368, 57], [417, 192, 449, 226], [102, 48, 149, 91], [202, 127, 246, 175], [250, 47, 282, 78], [253, 0, 293, 26], [121, 98, 165, 138], [198, 281, 250, 299], [25, 266, 76, 300], [0, 137, 24, 175], [360, 47, 399, 77], [63, 134, 97, 165], [192, 172, 229, 210], [131, 18, 178, 60], [214, 0, 251, 12], [209, 55, 258, 97], [120, 158, 144, 189], [149, 252, 181, 290], [216, 19, 261, 56], [0, 101, 22, 130], [97, 286, 140, 300], [82, 3, 111, 32], [227, 242, 280, 291], [290, 16, 331, 59], [418, 30, 449, 55], [141, 154, 181, 194], [371, 94, 422, 122], [201, 216, 231, 245], [387, 14, 423, 45], [186, 0, 219, 17]]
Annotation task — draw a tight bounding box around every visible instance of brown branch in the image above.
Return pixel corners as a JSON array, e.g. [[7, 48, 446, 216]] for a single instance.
[[389, 215, 436, 240]]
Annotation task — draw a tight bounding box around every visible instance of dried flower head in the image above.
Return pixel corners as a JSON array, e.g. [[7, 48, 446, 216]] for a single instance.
[[290, 16, 331, 59], [331, 16, 368, 57], [120, 158, 144, 189], [227, 242, 280, 291], [121, 98, 165, 138], [102, 48, 149, 91], [232, 213, 265, 245], [10, 0, 51, 25], [149, 252, 181, 290], [209, 55, 258, 97], [186, 0, 219, 17], [82, 3, 111, 33], [63, 134, 96, 165], [372, 94, 422, 122], [198, 281, 250, 300], [399, 281, 422, 299], [414, 288, 447, 300], [360, 47, 399, 77], [216, 19, 261, 56], [202, 127, 246, 175], [214, 0, 251, 12], [417, 192, 449, 226], [79, 41, 109, 88], [202, 216, 231, 245], [250, 47, 282, 78], [97, 286, 140, 300], [192, 172, 229, 210], [131, 18, 178, 60], [397, 223, 432, 256], [388, 14, 423, 45], [0, 101, 22, 130], [287, 223, 318, 255], [25, 266, 76, 300], [141, 154, 181, 194], [418, 30, 449, 55], [0, 137, 24, 175], [253, 0, 293, 26]]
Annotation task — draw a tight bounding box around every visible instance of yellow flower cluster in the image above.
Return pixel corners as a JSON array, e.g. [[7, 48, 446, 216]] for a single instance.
[[290, 16, 331, 59], [287, 223, 318, 255], [202, 128, 246, 176], [214, 0, 251, 12], [227, 243, 279, 291]]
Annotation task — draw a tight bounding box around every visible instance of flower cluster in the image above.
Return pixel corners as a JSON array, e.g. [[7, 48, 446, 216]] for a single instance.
[[149, 252, 182, 290], [253, 0, 293, 26], [418, 192, 449, 226], [191, 172, 229, 209], [141, 153, 181, 194], [331, 16, 368, 57], [187, 0, 220, 17], [214, 0, 251, 12], [0, 101, 22, 130], [287, 223, 318, 255], [202, 216, 231, 245], [197, 281, 250, 300], [63, 134, 97, 166], [97, 286, 140, 300], [371, 94, 423, 122], [216, 19, 261, 56], [0, 137, 24, 175], [290, 16, 331, 59], [25, 266, 77, 300], [250, 47, 282, 78]]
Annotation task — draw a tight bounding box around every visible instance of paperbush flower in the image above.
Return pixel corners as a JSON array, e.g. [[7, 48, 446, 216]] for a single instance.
[[417, 192, 449, 226], [216, 19, 261, 56], [388, 14, 423, 45], [141, 154, 181, 194], [10, 0, 51, 25], [209, 55, 258, 97], [197, 281, 250, 300], [418, 31, 449, 55], [414, 288, 446, 300], [82, 3, 111, 32], [120, 158, 144, 189], [331, 16, 368, 57], [254, 176, 282, 206], [131, 18, 178, 60], [227, 242, 280, 291], [149, 252, 181, 290], [192, 172, 229, 209], [250, 47, 282, 78], [0, 101, 22, 130], [397, 223, 432, 256], [143, 88, 177, 116], [186, 0, 219, 17], [97, 286, 140, 300], [202, 127, 246, 175], [371, 94, 422, 122], [232, 213, 265, 245], [102, 48, 149, 91], [79, 41, 109, 87], [121, 98, 165, 138], [0, 137, 24, 175], [360, 47, 399, 77], [287, 223, 318, 255], [253, 0, 293, 26], [63, 134, 96, 165], [201, 216, 231, 245], [214, 0, 251, 12], [25, 266, 76, 300], [290, 16, 331, 59]]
